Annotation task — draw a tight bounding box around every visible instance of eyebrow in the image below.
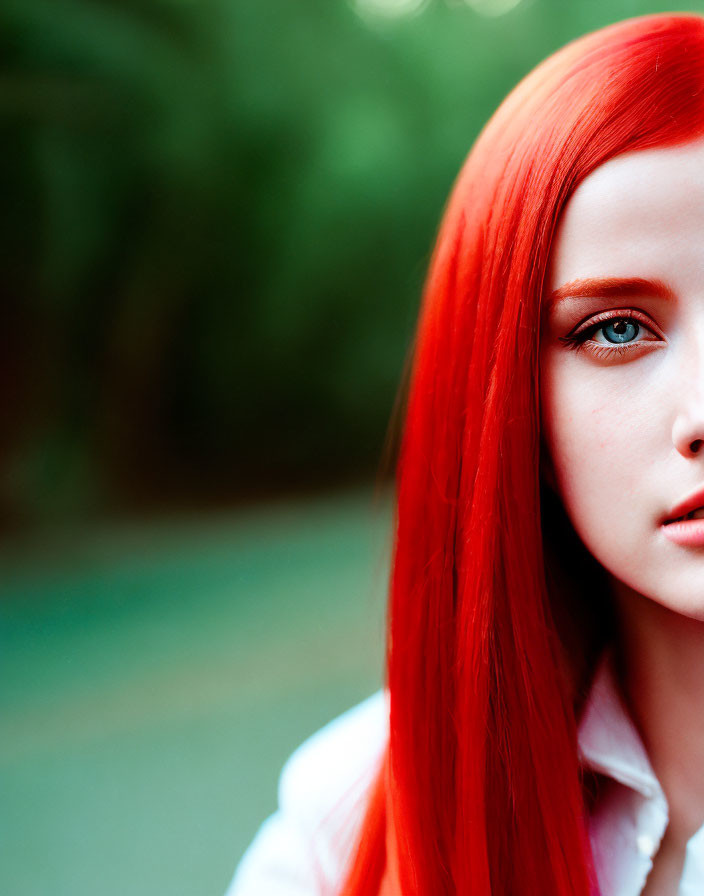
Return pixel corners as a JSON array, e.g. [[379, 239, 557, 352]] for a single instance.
[[546, 276, 676, 311]]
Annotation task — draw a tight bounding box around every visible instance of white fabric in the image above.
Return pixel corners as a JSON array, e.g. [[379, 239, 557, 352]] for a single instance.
[[578, 653, 704, 896], [227, 691, 387, 896], [226, 656, 704, 896]]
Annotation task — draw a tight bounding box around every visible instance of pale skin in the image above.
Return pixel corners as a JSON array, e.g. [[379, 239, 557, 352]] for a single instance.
[[540, 137, 704, 896]]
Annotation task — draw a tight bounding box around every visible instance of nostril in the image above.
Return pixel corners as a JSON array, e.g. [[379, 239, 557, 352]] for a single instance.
[[690, 439, 703, 454]]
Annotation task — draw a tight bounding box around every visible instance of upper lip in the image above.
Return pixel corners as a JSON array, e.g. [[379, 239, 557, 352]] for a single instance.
[[663, 484, 704, 524]]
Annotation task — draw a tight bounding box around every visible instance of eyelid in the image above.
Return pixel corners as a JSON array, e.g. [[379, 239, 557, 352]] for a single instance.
[[567, 307, 662, 339]]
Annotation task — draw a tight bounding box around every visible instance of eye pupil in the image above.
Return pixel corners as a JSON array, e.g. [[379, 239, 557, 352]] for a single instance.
[[604, 318, 639, 343]]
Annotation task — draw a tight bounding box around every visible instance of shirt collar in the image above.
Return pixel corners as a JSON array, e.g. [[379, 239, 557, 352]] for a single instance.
[[577, 649, 664, 802]]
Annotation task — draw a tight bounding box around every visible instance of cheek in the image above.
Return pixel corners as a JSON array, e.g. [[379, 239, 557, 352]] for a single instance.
[[539, 352, 661, 558]]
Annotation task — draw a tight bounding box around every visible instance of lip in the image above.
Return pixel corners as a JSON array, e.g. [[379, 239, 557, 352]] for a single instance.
[[662, 484, 704, 525], [661, 518, 704, 547]]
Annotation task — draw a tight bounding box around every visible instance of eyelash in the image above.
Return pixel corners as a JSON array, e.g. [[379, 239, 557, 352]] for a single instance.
[[558, 309, 661, 358]]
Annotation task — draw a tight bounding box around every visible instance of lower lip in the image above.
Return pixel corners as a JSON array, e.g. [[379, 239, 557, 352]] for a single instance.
[[662, 519, 704, 546]]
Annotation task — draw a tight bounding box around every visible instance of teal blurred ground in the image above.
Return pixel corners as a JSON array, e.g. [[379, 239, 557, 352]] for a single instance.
[[0, 489, 390, 896]]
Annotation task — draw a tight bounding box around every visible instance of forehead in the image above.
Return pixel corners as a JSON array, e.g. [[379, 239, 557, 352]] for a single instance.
[[548, 137, 704, 295]]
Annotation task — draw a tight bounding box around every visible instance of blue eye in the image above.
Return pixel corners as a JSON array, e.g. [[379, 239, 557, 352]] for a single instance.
[[558, 311, 660, 357], [599, 319, 639, 344]]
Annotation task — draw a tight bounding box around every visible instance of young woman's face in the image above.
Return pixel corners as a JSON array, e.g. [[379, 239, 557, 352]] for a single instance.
[[540, 137, 704, 621]]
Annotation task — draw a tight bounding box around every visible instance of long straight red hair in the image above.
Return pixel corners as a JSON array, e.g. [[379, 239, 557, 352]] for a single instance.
[[339, 13, 704, 896]]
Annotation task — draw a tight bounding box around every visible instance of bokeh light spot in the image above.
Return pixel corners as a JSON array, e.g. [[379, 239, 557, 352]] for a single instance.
[[463, 0, 524, 16], [352, 0, 429, 23]]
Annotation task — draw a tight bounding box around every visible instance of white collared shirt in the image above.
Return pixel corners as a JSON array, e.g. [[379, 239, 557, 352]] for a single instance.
[[578, 653, 704, 895], [227, 655, 704, 895]]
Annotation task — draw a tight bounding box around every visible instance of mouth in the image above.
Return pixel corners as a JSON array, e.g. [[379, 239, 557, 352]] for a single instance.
[[661, 484, 704, 533], [663, 506, 704, 525]]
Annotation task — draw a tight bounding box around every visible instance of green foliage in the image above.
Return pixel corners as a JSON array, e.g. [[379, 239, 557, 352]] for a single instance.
[[1, 0, 698, 521]]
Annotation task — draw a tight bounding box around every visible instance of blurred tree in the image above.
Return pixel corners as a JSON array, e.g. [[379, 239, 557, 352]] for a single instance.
[[0, 0, 691, 525]]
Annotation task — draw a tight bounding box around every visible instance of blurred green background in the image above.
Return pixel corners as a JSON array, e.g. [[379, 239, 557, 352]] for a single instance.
[[1, 0, 701, 893]]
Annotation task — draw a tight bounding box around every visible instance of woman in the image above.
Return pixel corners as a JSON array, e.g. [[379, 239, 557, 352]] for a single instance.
[[228, 13, 704, 896]]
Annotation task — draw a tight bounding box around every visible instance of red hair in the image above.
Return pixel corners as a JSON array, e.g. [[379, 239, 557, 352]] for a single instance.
[[340, 13, 704, 896]]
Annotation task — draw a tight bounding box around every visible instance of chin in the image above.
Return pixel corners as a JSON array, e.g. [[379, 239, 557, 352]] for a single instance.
[[605, 568, 704, 623]]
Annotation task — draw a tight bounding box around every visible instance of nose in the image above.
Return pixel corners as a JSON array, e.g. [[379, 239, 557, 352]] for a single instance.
[[672, 398, 704, 457], [671, 323, 704, 457]]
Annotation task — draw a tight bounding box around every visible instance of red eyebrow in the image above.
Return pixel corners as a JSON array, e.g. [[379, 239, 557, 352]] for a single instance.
[[546, 276, 675, 310]]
